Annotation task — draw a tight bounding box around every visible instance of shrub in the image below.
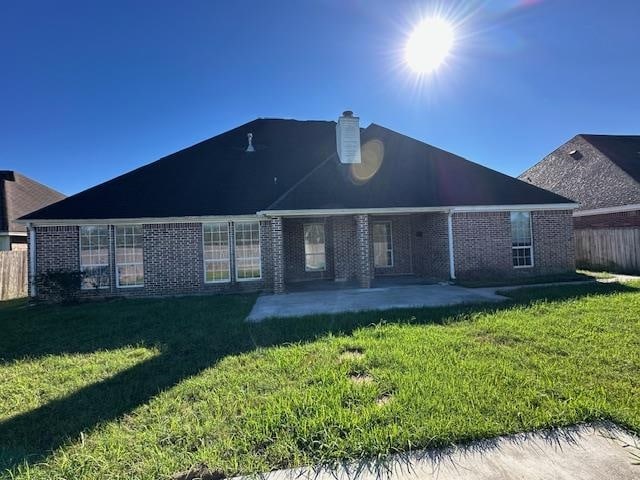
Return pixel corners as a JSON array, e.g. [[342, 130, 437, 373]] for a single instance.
[[35, 270, 86, 303]]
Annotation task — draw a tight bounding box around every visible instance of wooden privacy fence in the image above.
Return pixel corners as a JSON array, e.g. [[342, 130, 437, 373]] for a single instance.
[[0, 251, 28, 300], [575, 227, 640, 273]]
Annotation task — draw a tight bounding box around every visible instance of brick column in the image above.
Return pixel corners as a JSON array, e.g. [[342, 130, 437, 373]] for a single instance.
[[271, 217, 285, 294], [355, 214, 372, 288]]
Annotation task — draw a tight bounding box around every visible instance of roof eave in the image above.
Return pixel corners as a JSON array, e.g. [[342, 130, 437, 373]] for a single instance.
[[15, 214, 265, 227], [259, 203, 580, 217]]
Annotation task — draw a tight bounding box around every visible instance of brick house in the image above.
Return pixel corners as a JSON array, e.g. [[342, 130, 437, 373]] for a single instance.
[[520, 134, 640, 272], [21, 112, 577, 299]]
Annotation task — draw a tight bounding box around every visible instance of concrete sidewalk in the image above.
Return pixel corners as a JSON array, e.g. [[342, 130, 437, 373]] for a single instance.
[[246, 284, 507, 322], [234, 423, 640, 480]]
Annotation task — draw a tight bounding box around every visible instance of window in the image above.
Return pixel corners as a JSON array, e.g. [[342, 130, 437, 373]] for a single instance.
[[511, 211, 533, 267], [373, 222, 393, 268], [235, 221, 261, 280], [304, 223, 326, 271], [80, 225, 110, 289], [203, 222, 231, 283], [115, 225, 144, 287]]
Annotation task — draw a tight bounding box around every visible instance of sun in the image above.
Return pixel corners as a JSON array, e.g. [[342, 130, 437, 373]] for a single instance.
[[405, 17, 455, 74]]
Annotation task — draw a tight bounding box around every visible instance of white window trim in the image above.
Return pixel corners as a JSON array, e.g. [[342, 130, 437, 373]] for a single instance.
[[234, 221, 262, 282], [79, 225, 110, 290], [202, 222, 231, 284], [511, 212, 534, 269], [303, 223, 327, 272], [115, 225, 144, 288], [373, 221, 394, 268]]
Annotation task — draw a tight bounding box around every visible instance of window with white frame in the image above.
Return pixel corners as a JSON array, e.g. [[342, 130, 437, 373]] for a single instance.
[[115, 225, 144, 287], [203, 222, 231, 283], [304, 223, 326, 271], [511, 211, 533, 267], [373, 222, 393, 268], [79, 225, 110, 289], [234, 221, 261, 280]]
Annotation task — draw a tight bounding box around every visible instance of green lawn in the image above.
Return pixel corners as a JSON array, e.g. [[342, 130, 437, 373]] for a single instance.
[[577, 269, 617, 280], [1, 282, 639, 479]]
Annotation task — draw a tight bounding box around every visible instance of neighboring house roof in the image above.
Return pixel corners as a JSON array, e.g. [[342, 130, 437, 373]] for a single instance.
[[21, 118, 573, 222], [520, 134, 640, 211], [0, 171, 65, 232], [580, 134, 640, 184]]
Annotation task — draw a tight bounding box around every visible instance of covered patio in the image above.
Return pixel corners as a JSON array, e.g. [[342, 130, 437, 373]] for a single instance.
[[267, 211, 455, 294]]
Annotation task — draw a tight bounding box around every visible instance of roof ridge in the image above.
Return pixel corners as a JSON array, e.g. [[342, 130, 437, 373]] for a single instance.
[[579, 133, 640, 138]]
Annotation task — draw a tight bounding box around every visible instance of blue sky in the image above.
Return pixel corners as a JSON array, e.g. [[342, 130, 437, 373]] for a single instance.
[[1, 0, 638, 195]]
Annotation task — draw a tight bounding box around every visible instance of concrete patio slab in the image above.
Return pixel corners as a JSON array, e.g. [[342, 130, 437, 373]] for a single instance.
[[246, 284, 507, 322], [233, 422, 640, 480]]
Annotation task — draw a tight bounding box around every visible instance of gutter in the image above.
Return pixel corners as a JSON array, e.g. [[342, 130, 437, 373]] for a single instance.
[[16, 203, 580, 226], [258, 203, 579, 218], [573, 203, 640, 217], [447, 210, 456, 280], [14, 214, 264, 227]]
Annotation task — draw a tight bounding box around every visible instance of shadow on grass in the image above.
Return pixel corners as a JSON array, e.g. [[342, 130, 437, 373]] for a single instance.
[[0, 281, 636, 471]]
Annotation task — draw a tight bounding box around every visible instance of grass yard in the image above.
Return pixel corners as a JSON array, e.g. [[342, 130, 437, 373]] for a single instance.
[[1, 282, 639, 479]]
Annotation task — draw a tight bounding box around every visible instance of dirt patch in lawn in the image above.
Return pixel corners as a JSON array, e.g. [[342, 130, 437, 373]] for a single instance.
[[339, 347, 364, 361], [376, 393, 393, 406], [170, 463, 225, 480], [349, 372, 374, 384]]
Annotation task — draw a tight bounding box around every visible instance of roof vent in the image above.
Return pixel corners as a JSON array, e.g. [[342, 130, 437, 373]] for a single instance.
[[246, 133, 255, 153], [568, 149, 582, 160], [336, 110, 361, 164]]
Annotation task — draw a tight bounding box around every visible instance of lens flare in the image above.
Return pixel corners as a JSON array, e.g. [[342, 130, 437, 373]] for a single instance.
[[405, 17, 455, 74]]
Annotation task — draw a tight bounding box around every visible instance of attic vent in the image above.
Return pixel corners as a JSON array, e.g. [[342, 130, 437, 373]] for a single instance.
[[568, 149, 582, 160], [336, 110, 361, 164], [246, 133, 255, 153]]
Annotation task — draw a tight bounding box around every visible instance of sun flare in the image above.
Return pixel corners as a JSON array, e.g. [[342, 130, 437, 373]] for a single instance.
[[405, 17, 454, 74]]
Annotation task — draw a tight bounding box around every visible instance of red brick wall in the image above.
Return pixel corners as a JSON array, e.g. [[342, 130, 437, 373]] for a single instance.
[[411, 213, 449, 280], [332, 215, 357, 282], [35, 225, 79, 273], [453, 210, 575, 280], [143, 223, 202, 295], [574, 210, 640, 229], [34, 221, 271, 299]]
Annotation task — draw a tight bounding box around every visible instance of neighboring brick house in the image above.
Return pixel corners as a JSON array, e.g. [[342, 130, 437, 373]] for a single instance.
[[0, 171, 65, 251], [520, 134, 640, 272], [20, 112, 577, 299]]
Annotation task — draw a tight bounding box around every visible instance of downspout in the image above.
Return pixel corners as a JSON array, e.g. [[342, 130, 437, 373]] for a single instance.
[[447, 210, 456, 281], [28, 223, 36, 297]]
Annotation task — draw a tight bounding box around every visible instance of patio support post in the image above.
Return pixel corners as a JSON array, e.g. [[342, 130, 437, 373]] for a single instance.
[[355, 214, 372, 288], [270, 216, 285, 294]]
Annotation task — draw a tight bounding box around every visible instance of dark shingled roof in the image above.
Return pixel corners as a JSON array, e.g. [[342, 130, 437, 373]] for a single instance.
[[0, 171, 65, 232], [21, 119, 572, 221], [268, 124, 571, 211], [581, 134, 640, 183]]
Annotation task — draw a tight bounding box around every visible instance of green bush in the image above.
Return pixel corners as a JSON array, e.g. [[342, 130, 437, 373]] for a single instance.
[[35, 270, 85, 303]]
